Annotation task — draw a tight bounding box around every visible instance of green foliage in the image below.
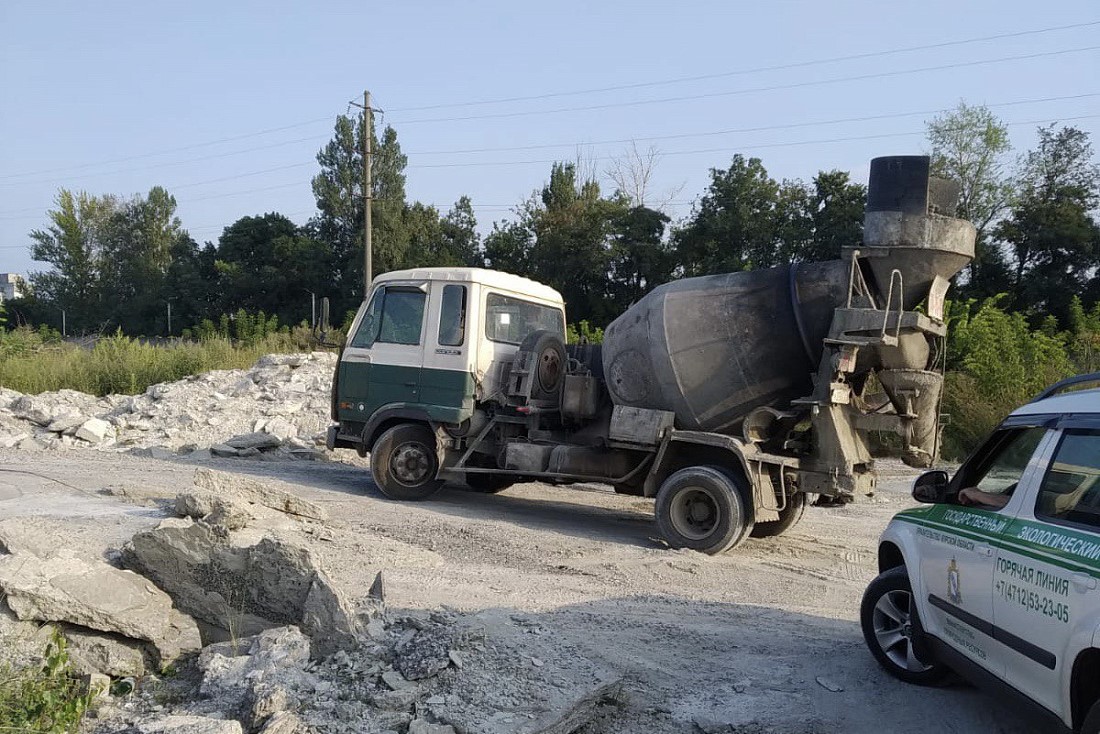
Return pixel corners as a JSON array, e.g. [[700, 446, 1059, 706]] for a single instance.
[[673, 157, 865, 275], [566, 320, 604, 344], [0, 629, 91, 734], [0, 331, 313, 396], [941, 297, 1075, 457]]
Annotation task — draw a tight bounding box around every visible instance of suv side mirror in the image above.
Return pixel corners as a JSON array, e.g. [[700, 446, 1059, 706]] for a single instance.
[[912, 470, 950, 504]]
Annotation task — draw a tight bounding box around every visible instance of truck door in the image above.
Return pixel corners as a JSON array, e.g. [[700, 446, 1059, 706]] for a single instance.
[[916, 426, 1048, 679], [338, 283, 428, 425], [995, 427, 1100, 718], [419, 283, 474, 413]]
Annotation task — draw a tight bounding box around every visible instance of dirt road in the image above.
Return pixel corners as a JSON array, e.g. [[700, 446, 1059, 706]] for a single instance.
[[0, 449, 1031, 733]]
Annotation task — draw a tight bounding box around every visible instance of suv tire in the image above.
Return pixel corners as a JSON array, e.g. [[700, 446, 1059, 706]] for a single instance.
[[861, 566, 951, 685]]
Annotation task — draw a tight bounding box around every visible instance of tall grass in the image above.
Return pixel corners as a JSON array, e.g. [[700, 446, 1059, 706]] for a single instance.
[[0, 328, 320, 396]]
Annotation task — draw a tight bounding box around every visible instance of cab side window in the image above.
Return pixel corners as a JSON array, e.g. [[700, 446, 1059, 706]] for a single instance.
[[1035, 430, 1100, 528], [350, 290, 384, 348], [954, 426, 1048, 504], [349, 287, 427, 348], [438, 285, 467, 347]]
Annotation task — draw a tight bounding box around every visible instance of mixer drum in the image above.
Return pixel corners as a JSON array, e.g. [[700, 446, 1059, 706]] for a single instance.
[[602, 261, 850, 434]]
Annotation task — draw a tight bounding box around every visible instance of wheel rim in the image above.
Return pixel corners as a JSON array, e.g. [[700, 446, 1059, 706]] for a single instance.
[[872, 589, 932, 673], [537, 349, 562, 392], [389, 440, 433, 487], [669, 486, 720, 540]]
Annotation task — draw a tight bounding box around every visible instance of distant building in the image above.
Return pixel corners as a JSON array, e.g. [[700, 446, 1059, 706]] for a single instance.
[[0, 273, 26, 302]]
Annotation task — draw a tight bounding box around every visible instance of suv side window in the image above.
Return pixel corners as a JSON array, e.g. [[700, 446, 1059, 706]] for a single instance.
[[954, 426, 1048, 506], [1034, 429, 1100, 528]]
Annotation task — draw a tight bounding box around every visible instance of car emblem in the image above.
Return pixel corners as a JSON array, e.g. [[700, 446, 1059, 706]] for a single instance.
[[947, 558, 962, 604]]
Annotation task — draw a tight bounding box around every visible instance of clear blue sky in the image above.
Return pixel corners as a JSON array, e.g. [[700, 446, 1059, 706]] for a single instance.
[[1, 0, 1097, 277]]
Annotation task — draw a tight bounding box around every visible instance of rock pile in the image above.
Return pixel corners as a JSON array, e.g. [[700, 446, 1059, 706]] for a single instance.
[[0, 352, 336, 459]]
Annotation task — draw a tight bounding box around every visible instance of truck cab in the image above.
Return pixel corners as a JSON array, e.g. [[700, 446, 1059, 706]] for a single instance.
[[328, 267, 566, 481]]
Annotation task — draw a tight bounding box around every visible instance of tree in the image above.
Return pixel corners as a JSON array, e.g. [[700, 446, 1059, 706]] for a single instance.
[[310, 115, 411, 313], [439, 197, 483, 267], [607, 205, 673, 312], [98, 186, 187, 333], [995, 125, 1100, 324], [214, 213, 332, 325], [926, 102, 1015, 299], [28, 189, 118, 333], [674, 155, 783, 275], [604, 142, 684, 210], [805, 170, 866, 261]]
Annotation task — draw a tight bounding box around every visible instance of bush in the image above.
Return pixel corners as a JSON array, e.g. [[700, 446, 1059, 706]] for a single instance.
[[0, 331, 319, 396], [566, 320, 604, 344], [0, 629, 91, 734], [941, 297, 1075, 459]]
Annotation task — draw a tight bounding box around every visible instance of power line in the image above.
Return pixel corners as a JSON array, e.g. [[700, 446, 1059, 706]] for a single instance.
[[391, 46, 1100, 125], [401, 113, 1100, 169], [0, 116, 337, 181], [406, 93, 1100, 156], [3, 21, 1096, 182], [389, 20, 1100, 112], [0, 91, 1093, 199]]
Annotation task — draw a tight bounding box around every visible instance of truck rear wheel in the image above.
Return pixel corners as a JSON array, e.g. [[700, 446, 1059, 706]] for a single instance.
[[750, 491, 808, 538], [370, 424, 444, 501], [464, 473, 515, 494], [655, 466, 753, 555]]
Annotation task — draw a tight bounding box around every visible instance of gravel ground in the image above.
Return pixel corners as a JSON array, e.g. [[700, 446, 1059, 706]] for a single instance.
[[0, 450, 1034, 733]]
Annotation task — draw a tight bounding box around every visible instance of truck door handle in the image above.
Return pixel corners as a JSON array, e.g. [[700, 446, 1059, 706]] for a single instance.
[[404, 381, 417, 387], [1072, 572, 1097, 592]]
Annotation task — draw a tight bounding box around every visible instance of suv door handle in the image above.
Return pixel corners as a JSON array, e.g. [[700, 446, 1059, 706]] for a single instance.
[[1072, 572, 1097, 592], [404, 381, 417, 387]]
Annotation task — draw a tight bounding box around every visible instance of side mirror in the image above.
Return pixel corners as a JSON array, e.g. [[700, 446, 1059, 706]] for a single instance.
[[912, 470, 950, 504]]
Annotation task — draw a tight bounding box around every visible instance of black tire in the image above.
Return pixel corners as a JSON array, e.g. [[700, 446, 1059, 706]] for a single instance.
[[369, 424, 444, 501], [517, 330, 567, 401], [750, 491, 809, 538], [1082, 699, 1100, 734], [464, 473, 515, 494], [655, 466, 754, 555], [860, 566, 951, 685]]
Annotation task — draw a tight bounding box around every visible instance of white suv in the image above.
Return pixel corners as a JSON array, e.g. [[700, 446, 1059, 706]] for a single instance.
[[862, 374, 1100, 733]]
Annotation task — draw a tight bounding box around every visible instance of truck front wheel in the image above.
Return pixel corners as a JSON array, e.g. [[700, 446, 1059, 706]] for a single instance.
[[655, 466, 754, 555], [370, 424, 444, 501]]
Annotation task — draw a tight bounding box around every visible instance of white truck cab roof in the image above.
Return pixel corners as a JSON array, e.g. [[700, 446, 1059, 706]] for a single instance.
[[373, 267, 565, 306]]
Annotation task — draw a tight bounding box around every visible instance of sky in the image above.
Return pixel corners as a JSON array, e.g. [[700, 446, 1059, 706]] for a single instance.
[[1, 0, 1098, 278]]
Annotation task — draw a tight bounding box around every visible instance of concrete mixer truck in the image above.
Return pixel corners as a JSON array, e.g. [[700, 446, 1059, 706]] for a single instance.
[[325, 155, 976, 554]]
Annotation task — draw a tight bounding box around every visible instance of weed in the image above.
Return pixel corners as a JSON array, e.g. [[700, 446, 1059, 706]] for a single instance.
[[0, 629, 92, 734]]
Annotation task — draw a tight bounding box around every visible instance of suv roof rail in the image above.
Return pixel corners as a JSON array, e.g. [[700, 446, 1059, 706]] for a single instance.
[[1031, 372, 1100, 403]]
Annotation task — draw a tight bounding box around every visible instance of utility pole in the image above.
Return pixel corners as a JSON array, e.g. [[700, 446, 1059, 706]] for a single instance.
[[61, 309, 66, 337], [350, 89, 374, 296], [167, 302, 172, 336], [363, 90, 373, 295]]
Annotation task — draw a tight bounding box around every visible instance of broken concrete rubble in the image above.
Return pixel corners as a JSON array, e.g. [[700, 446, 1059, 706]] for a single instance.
[[75, 417, 113, 443], [0, 352, 336, 457], [123, 519, 358, 657], [62, 624, 148, 677], [191, 468, 328, 521], [0, 551, 201, 665], [137, 715, 244, 734]]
